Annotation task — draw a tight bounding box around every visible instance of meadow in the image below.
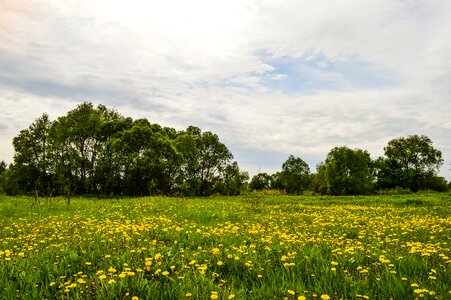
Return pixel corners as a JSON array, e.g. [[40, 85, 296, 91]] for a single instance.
[[0, 193, 450, 299]]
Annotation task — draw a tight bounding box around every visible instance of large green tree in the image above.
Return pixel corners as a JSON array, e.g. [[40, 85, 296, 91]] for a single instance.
[[50, 102, 123, 195], [324, 147, 374, 195], [378, 135, 444, 191]]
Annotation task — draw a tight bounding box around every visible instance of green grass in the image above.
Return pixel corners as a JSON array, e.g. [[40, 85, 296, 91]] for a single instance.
[[0, 193, 450, 299]]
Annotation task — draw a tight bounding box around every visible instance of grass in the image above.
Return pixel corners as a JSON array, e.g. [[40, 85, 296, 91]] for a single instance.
[[0, 193, 450, 299]]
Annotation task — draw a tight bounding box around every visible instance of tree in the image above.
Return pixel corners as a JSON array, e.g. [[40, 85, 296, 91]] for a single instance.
[[324, 147, 374, 195], [178, 126, 233, 196], [249, 173, 272, 191], [280, 155, 311, 195], [216, 162, 249, 195], [50, 102, 123, 196], [381, 135, 443, 191], [12, 113, 53, 196], [311, 163, 327, 194], [0, 161, 6, 194]]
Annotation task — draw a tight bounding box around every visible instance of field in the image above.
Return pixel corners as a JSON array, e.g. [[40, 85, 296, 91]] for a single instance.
[[0, 193, 450, 299]]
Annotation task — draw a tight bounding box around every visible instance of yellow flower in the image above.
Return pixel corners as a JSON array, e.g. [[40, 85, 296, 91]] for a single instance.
[[186, 293, 192, 297], [288, 290, 295, 295], [228, 294, 235, 299], [320, 295, 330, 300], [132, 297, 139, 300], [108, 279, 116, 285], [298, 297, 306, 300], [331, 261, 338, 266], [49, 282, 56, 287], [154, 253, 162, 260], [217, 261, 224, 266], [162, 271, 170, 276]]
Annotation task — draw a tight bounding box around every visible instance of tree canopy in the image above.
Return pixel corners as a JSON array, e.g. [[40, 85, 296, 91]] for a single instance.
[[3, 102, 248, 197], [376, 135, 444, 191]]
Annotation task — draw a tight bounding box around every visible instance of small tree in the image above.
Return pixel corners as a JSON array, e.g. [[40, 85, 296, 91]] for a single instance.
[[249, 173, 272, 191], [324, 147, 374, 195], [280, 155, 311, 195]]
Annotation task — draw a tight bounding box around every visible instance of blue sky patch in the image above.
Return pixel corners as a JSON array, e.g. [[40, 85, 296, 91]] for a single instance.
[[253, 50, 400, 94]]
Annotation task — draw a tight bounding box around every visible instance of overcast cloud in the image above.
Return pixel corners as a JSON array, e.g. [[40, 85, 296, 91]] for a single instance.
[[1, 0, 450, 179]]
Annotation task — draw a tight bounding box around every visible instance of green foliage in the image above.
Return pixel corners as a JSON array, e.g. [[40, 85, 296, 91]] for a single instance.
[[280, 155, 311, 195], [323, 147, 374, 195], [377, 135, 444, 192], [6, 102, 245, 197], [249, 172, 272, 191]]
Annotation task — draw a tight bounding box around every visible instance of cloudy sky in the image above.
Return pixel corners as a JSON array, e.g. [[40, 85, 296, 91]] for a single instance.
[[1, 0, 450, 179]]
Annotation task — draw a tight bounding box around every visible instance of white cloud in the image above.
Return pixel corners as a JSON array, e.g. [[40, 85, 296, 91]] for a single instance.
[[0, 0, 450, 179]]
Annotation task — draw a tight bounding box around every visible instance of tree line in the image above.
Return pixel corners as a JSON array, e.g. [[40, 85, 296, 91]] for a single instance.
[[250, 135, 448, 195], [0, 102, 248, 198], [0, 102, 449, 198]]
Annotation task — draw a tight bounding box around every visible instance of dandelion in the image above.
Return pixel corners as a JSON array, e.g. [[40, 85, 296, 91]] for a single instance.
[[162, 271, 170, 276], [132, 296, 139, 300], [288, 290, 295, 295], [185, 293, 192, 297], [320, 295, 330, 300], [217, 261, 224, 266], [228, 294, 235, 299]]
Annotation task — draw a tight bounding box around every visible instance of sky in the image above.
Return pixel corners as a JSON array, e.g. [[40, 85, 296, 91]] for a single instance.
[[0, 0, 450, 179]]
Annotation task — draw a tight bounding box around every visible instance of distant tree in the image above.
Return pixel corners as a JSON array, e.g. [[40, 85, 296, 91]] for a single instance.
[[0, 161, 6, 194], [270, 172, 283, 190], [280, 155, 311, 195], [380, 135, 443, 191], [249, 173, 272, 191], [324, 147, 374, 195], [0, 161, 6, 176], [311, 163, 327, 194], [216, 162, 249, 196]]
